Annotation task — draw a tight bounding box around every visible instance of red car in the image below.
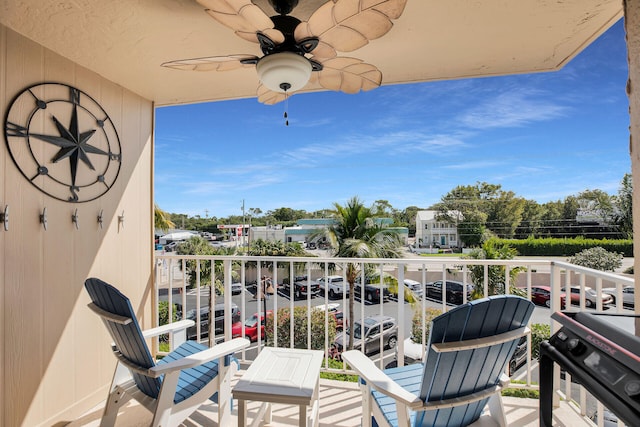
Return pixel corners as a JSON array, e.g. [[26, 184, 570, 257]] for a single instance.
[[531, 286, 568, 309], [232, 310, 272, 342]]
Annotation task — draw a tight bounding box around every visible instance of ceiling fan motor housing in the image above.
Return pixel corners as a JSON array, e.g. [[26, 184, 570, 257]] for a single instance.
[[256, 52, 312, 93], [268, 0, 299, 15]]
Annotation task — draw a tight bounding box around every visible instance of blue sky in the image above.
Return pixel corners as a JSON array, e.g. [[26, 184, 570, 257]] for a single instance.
[[155, 19, 630, 218]]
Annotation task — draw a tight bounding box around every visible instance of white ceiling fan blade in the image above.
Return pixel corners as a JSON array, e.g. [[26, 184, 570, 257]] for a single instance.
[[197, 0, 285, 44], [161, 55, 258, 71], [295, 0, 407, 53], [314, 57, 382, 94]]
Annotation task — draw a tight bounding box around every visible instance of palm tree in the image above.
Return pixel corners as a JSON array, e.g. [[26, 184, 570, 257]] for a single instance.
[[464, 239, 525, 298], [311, 196, 404, 350], [154, 204, 175, 231]]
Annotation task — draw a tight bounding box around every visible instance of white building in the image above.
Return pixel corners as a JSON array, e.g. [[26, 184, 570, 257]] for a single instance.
[[415, 210, 462, 248]]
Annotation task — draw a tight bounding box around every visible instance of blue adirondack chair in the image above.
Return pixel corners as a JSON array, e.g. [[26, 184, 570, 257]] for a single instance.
[[85, 277, 250, 427], [342, 295, 534, 427]]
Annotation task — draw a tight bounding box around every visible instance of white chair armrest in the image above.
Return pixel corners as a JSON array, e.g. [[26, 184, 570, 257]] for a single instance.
[[342, 350, 422, 410], [149, 338, 250, 377], [142, 319, 195, 338]]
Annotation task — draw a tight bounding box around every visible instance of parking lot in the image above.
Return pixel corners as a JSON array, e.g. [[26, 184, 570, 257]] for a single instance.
[[159, 279, 557, 368]]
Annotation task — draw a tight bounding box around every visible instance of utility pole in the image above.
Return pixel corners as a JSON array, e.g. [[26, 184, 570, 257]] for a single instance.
[[241, 199, 246, 247], [204, 209, 209, 218]]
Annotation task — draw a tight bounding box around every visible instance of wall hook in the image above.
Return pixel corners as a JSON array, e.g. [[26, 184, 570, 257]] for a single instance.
[[40, 207, 48, 231], [0, 205, 8, 231], [97, 209, 104, 229], [118, 210, 125, 231], [72, 208, 79, 230]]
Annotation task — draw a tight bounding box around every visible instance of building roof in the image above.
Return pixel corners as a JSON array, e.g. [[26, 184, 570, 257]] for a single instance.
[[416, 210, 463, 222], [297, 218, 337, 226]]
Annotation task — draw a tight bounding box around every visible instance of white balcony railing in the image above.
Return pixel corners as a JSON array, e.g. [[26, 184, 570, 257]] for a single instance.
[[154, 254, 634, 425]]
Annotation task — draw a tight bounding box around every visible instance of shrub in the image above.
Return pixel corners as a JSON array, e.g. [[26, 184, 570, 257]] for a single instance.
[[530, 323, 551, 359], [319, 358, 358, 382], [411, 307, 443, 344], [502, 380, 540, 399], [266, 306, 336, 350], [158, 301, 179, 326], [495, 236, 632, 257], [569, 246, 623, 272], [158, 301, 180, 343]]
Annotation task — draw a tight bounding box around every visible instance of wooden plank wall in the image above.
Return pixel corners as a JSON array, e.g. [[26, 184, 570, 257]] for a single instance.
[[0, 25, 154, 426]]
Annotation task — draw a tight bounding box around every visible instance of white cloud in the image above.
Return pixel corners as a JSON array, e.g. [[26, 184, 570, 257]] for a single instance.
[[458, 90, 568, 130]]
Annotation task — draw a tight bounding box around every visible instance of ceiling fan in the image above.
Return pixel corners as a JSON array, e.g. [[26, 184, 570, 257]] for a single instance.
[[162, 0, 408, 105]]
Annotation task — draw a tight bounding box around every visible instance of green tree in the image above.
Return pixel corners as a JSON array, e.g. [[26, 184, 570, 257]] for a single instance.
[[268, 207, 306, 223], [397, 205, 421, 236], [615, 173, 633, 238], [515, 199, 545, 238], [371, 199, 397, 217], [310, 196, 404, 350], [486, 191, 526, 238], [457, 211, 488, 247]]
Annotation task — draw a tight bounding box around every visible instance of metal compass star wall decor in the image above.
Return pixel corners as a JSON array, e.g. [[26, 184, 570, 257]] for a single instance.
[[4, 82, 122, 203]]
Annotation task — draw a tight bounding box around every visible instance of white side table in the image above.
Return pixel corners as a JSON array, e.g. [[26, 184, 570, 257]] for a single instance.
[[233, 347, 324, 427]]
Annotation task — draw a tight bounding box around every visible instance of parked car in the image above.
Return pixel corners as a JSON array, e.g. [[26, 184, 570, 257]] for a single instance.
[[531, 285, 583, 309], [281, 275, 320, 300], [231, 310, 272, 342], [184, 302, 240, 341], [425, 280, 472, 304], [509, 336, 528, 375], [231, 282, 243, 295], [317, 275, 350, 299], [353, 280, 390, 303], [561, 286, 614, 308], [602, 286, 635, 308], [531, 285, 563, 308], [163, 241, 181, 252], [403, 279, 424, 299], [332, 315, 397, 355]]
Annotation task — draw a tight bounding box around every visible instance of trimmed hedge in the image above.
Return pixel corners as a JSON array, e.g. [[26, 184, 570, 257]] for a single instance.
[[489, 237, 632, 257]]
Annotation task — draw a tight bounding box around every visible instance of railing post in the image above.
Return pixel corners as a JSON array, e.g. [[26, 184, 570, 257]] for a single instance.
[[483, 264, 489, 298], [196, 259, 201, 340], [505, 265, 510, 295], [550, 262, 562, 408], [441, 265, 447, 311], [398, 264, 405, 368], [224, 259, 232, 342]]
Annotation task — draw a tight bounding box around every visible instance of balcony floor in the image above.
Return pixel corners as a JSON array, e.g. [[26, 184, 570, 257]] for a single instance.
[[68, 374, 587, 426]]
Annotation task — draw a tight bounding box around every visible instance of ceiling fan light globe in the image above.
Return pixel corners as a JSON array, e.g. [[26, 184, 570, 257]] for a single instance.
[[256, 52, 312, 93]]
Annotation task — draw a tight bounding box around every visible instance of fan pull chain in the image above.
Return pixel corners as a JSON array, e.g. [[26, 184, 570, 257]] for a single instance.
[[280, 82, 291, 126], [284, 91, 289, 126]]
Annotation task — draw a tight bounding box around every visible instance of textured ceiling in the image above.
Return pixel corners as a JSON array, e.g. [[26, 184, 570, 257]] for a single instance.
[[1, 0, 623, 106]]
